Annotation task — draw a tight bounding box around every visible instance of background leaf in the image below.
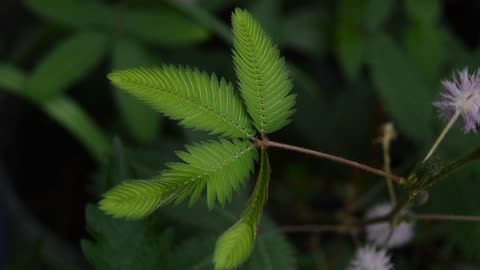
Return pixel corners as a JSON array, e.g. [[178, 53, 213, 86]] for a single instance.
[[42, 96, 109, 163], [112, 39, 161, 144], [81, 205, 172, 270], [0, 64, 27, 97], [26, 31, 109, 101], [24, 0, 113, 29], [367, 33, 436, 146], [121, 6, 210, 45]]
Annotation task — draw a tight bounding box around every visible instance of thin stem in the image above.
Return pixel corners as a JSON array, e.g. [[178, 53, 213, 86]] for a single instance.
[[424, 110, 461, 161], [382, 123, 397, 205], [265, 140, 404, 183], [414, 213, 480, 222]]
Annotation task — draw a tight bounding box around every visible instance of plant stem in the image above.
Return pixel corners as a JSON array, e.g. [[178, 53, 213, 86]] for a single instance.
[[414, 213, 480, 222], [264, 140, 403, 183], [424, 110, 461, 161], [382, 123, 397, 205]]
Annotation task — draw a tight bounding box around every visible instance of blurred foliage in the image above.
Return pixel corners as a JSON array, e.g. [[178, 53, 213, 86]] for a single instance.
[[1, 0, 480, 269]]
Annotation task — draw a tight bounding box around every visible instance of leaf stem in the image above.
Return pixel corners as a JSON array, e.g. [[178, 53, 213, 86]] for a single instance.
[[414, 213, 480, 222], [262, 139, 403, 183]]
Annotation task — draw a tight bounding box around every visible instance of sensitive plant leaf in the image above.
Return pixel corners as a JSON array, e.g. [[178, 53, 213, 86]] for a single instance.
[[99, 139, 258, 219], [367, 34, 435, 145], [121, 7, 210, 45], [81, 205, 172, 270], [108, 66, 255, 139], [26, 31, 109, 101], [232, 8, 295, 134], [24, 0, 113, 29], [213, 149, 270, 270], [112, 39, 160, 144], [42, 96, 109, 163], [0, 64, 27, 97]]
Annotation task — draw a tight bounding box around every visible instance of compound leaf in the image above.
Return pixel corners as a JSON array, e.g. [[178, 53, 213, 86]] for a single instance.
[[232, 8, 295, 134], [108, 66, 256, 139], [99, 139, 257, 219]]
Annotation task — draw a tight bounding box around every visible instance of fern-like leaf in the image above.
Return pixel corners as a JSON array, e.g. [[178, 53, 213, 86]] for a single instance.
[[108, 66, 256, 139], [213, 148, 271, 270], [99, 139, 257, 219], [232, 8, 295, 134]]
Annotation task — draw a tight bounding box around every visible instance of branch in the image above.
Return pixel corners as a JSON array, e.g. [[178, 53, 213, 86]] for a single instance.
[[263, 139, 404, 183], [414, 213, 480, 223]]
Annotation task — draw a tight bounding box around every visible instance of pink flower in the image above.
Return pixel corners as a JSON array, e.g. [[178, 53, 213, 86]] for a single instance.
[[434, 68, 480, 133]]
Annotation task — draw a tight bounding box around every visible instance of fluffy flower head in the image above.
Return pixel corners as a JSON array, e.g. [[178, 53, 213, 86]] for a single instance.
[[434, 68, 480, 133], [348, 245, 393, 270], [365, 203, 414, 248]]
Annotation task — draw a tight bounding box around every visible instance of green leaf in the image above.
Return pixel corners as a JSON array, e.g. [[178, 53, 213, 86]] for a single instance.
[[0, 64, 27, 96], [282, 8, 330, 57], [26, 31, 109, 100], [42, 96, 109, 163], [108, 66, 255, 138], [81, 205, 172, 270], [168, 236, 217, 270], [112, 39, 161, 144], [367, 34, 435, 145], [213, 148, 270, 270], [99, 139, 257, 219], [247, 221, 296, 270], [232, 8, 295, 134], [405, 0, 440, 26], [334, 0, 366, 81], [403, 24, 446, 81], [335, 20, 364, 81], [121, 6, 210, 45], [24, 0, 113, 29], [364, 0, 394, 32]]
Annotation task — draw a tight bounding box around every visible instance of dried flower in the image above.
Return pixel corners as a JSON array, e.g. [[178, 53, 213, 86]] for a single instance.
[[365, 203, 414, 249], [348, 245, 393, 270], [434, 68, 480, 133]]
